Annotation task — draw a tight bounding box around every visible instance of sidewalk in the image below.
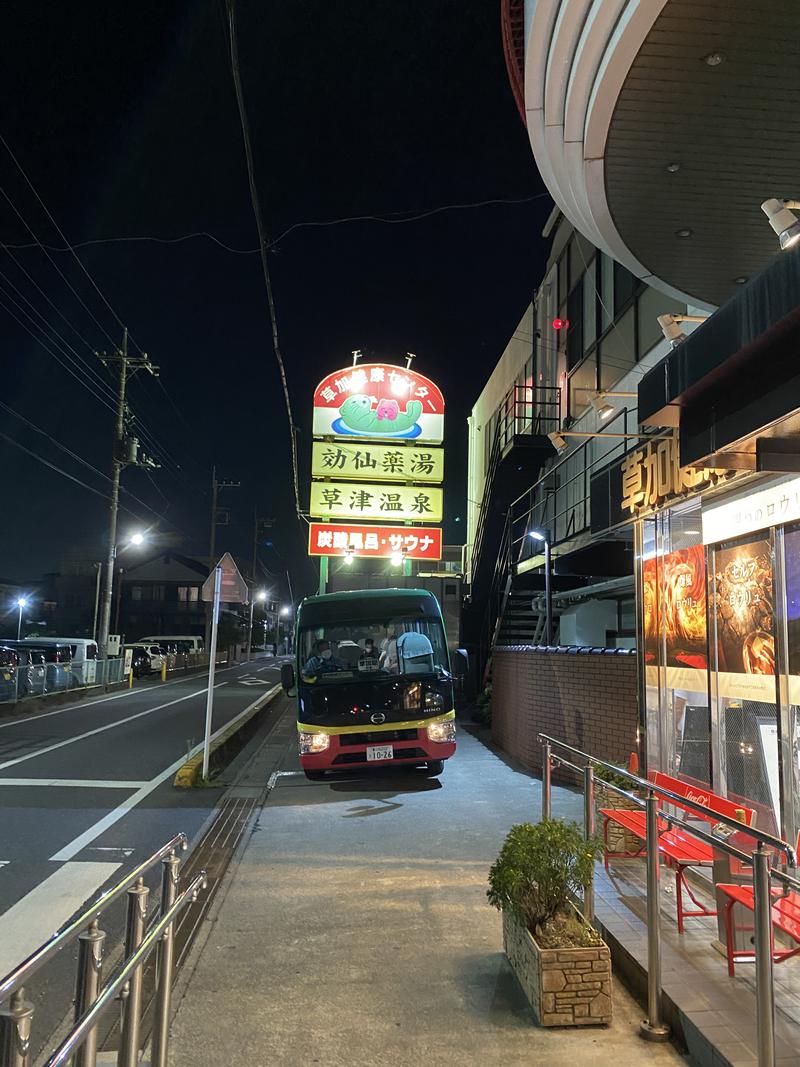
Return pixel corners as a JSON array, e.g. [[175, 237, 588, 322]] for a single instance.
[[168, 713, 687, 1066]]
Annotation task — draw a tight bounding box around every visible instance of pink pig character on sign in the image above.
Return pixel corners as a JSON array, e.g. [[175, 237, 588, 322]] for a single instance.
[[375, 399, 399, 421]]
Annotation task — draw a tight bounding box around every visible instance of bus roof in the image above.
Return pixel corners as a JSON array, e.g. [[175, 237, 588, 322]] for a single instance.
[[300, 588, 435, 609], [297, 588, 441, 627]]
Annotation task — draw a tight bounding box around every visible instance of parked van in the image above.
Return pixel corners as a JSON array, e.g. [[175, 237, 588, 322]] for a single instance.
[[7, 641, 72, 693], [138, 635, 204, 655], [28, 637, 99, 684], [124, 643, 166, 673]]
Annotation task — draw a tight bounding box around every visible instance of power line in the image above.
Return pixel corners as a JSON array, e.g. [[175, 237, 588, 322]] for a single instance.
[[0, 193, 551, 256], [0, 400, 174, 525], [225, 0, 302, 521], [0, 289, 120, 416], [0, 134, 147, 356]]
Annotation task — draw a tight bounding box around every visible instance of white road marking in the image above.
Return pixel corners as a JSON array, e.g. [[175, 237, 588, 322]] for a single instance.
[[0, 861, 8, 870], [0, 683, 228, 773], [0, 660, 251, 732], [89, 847, 134, 857], [50, 686, 280, 862], [0, 861, 121, 979], [0, 779, 147, 788]]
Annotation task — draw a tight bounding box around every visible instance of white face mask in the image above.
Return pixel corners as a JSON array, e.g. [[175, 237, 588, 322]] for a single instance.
[[321, 649, 332, 660]]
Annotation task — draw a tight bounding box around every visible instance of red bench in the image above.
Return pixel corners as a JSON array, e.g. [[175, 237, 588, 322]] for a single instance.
[[717, 834, 800, 975], [600, 771, 754, 933]]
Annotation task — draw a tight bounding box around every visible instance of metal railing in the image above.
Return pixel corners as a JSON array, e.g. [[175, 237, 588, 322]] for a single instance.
[[539, 734, 799, 1066], [0, 833, 205, 1067], [509, 405, 639, 568], [0, 659, 125, 705]]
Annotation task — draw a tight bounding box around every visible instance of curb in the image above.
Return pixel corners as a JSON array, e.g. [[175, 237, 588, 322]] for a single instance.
[[173, 683, 282, 788]]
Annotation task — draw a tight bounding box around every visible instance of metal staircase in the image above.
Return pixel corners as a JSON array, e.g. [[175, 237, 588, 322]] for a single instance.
[[496, 590, 561, 646]]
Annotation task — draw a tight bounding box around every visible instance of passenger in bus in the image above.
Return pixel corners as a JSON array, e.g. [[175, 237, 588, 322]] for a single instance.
[[302, 640, 346, 679]]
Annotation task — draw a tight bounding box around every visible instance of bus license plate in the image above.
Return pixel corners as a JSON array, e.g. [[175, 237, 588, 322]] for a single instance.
[[366, 744, 393, 761]]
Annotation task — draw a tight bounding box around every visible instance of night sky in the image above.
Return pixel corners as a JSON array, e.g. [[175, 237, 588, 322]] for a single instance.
[[2, 1, 549, 598]]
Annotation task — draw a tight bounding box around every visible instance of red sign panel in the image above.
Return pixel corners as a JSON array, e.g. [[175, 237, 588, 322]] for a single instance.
[[308, 523, 442, 560], [312, 363, 444, 443]]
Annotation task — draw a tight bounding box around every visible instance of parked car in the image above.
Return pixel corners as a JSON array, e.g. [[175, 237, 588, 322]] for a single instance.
[[124, 643, 165, 674], [128, 646, 152, 679], [0, 647, 18, 702]]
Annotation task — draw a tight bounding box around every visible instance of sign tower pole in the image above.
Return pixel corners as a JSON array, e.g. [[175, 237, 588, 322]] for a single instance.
[[202, 566, 222, 780]]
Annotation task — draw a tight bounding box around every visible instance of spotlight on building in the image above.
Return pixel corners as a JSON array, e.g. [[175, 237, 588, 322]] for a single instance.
[[590, 394, 615, 421], [657, 313, 709, 349], [547, 430, 568, 453], [761, 198, 800, 250], [343, 549, 354, 565]]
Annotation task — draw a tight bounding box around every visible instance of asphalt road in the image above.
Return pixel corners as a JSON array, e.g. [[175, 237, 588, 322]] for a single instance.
[[0, 654, 289, 979]]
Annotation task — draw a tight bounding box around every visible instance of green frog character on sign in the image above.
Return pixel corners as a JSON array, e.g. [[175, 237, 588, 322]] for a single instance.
[[336, 394, 423, 438]]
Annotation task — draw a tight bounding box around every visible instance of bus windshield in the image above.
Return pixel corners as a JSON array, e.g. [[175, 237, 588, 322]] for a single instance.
[[298, 611, 449, 684]]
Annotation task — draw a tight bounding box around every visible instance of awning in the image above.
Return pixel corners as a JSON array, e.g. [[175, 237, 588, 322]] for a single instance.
[[639, 247, 800, 468]]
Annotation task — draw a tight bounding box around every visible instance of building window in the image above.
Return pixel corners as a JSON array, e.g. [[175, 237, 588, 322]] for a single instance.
[[582, 256, 597, 353], [178, 586, 200, 606], [599, 306, 636, 392], [600, 254, 614, 331], [445, 583, 457, 598], [613, 260, 638, 316], [566, 280, 584, 370], [151, 585, 165, 601], [131, 586, 143, 601]]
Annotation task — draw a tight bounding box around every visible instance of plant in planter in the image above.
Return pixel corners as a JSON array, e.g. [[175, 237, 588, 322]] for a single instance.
[[487, 819, 612, 1027], [471, 681, 493, 726], [594, 763, 644, 857]]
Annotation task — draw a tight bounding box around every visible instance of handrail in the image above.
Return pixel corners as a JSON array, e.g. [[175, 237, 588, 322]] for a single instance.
[[540, 732, 797, 866], [0, 833, 188, 1001], [42, 871, 207, 1067]]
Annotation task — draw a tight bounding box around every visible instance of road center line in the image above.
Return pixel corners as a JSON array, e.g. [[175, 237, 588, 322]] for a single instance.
[[0, 683, 227, 773], [0, 659, 254, 731], [50, 687, 280, 862]]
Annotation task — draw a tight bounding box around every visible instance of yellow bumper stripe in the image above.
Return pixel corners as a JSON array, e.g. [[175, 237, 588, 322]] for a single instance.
[[297, 709, 455, 736]]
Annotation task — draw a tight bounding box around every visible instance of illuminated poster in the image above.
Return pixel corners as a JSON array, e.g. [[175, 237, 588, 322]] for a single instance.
[[309, 481, 443, 523], [783, 524, 800, 701], [311, 441, 444, 484], [643, 545, 708, 673], [312, 363, 445, 443], [712, 537, 776, 699], [308, 524, 442, 561]]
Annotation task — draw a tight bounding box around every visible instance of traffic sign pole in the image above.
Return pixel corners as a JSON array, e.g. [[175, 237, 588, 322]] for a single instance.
[[202, 566, 222, 780]]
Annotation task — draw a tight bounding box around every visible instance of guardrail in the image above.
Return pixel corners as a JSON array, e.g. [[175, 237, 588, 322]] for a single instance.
[[0, 833, 205, 1067], [539, 734, 799, 1067], [0, 659, 125, 705]]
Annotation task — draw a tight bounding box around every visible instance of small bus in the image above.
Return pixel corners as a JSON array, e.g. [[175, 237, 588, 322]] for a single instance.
[[280, 588, 456, 780]]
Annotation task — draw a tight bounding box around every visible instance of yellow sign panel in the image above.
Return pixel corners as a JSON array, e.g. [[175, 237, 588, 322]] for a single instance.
[[309, 481, 443, 522], [311, 441, 443, 484]]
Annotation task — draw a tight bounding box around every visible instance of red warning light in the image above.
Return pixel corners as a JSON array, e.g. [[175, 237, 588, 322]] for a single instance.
[[552, 317, 568, 331]]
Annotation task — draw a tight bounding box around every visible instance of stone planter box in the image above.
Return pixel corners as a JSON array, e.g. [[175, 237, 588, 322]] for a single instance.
[[595, 783, 643, 857], [502, 907, 612, 1026]]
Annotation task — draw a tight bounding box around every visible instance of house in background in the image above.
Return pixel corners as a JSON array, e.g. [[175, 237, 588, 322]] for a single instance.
[[117, 552, 210, 641]]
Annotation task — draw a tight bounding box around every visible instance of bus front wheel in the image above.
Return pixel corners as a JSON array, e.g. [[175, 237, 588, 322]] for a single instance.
[[426, 760, 445, 776], [305, 769, 326, 781]]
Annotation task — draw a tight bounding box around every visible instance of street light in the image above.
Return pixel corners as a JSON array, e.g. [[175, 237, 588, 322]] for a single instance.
[[528, 530, 554, 646], [16, 596, 28, 641], [391, 548, 405, 567], [98, 531, 148, 658], [344, 549, 354, 565]]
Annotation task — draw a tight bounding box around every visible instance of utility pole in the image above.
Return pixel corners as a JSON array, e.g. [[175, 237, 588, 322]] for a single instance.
[[204, 467, 240, 648], [246, 512, 273, 659], [97, 330, 159, 660]]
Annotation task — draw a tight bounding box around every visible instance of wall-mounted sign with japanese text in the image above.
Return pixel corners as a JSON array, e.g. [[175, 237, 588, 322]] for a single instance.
[[309, 481, 443, 522], [312, 363, 444, 443], [702, 475, 800, 546], [620, 434, 728, 518], [311, 441, 444, 484], [308, 523, 442, 560]]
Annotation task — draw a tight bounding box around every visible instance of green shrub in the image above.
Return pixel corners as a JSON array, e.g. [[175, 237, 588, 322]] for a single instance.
[[487, 819, 602, 934], [594, 763, 640, 794]]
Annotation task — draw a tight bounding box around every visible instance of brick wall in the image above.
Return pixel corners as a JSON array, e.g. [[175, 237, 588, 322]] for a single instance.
[[491, 648, 639, 776]]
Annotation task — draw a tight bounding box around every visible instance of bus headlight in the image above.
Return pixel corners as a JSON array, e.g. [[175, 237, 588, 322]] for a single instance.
[[426, 721, 456, 744], [424, 690, 444, 709], [299, 731, 330, 754]]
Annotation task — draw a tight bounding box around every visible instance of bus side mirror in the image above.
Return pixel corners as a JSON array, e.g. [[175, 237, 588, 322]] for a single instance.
[[280, 662, 295, 694]]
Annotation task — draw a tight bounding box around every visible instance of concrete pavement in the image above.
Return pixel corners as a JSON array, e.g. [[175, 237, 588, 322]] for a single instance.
[[168, 715, 688, 1066]]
